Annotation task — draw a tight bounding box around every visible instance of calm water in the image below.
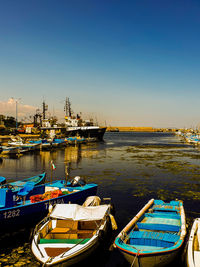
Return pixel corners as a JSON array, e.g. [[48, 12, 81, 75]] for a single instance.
[[1, 132, 200, 266]]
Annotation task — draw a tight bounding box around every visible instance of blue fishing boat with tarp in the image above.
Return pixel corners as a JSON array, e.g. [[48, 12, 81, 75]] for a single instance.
[[114, 199, 186, 267], [0, 176, 97, 234]]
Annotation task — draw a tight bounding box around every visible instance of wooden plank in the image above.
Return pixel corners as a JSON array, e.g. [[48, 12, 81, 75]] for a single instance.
[[51, 227, 70, 234]]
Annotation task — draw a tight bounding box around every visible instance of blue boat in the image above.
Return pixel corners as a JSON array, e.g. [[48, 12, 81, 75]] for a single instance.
[[114, 199, 186, 267], [0, 177, 97, 233], [28, 139, 52, 150], [52, 138, 66, 148], [65, 136, 86, 145], [6, 172, 46, 189], [0, 176, 6, 185]]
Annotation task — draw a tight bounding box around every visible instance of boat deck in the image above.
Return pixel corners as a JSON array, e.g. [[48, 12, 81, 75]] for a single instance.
[[127, 206, 181, 251]]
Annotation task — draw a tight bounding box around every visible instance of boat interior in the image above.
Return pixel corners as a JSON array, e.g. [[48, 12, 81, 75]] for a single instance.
[[39, 218, 101, 244], [126, 204, 181, 251]]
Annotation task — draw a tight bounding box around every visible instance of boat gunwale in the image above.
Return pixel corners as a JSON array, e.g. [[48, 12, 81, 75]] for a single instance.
[[187, 218, 200, 267], [114, 237, 184, 257]]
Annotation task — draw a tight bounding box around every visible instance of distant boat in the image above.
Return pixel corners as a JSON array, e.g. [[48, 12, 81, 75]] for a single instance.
[[8, 140, 40, 151], [114, 199, 186, 267], [31, 196, 116, 266], [1, 146, 21, 156], [187, 218, 200, 267], [52, 138, 66, 148], [65, 136, 86, 145], [28, 139, 52, 150], [0, 176, 97, 233], [40, 98, 107, 141]]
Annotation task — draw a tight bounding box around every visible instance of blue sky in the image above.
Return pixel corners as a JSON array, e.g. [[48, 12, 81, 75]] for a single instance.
[[0, 0, 200, 128]]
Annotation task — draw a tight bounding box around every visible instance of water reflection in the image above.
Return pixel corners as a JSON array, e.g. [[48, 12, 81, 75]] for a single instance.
[[1, 133, 200, 266]]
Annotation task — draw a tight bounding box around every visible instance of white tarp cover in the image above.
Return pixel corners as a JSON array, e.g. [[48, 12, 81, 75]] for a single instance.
[[50, 204, 109, 221]]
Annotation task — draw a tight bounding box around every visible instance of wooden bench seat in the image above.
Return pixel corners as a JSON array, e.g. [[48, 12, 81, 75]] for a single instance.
[[50, 227, 70, 234]]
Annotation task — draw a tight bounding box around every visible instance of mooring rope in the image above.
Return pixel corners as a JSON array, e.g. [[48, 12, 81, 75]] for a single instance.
[[130, 249, 140, 267]]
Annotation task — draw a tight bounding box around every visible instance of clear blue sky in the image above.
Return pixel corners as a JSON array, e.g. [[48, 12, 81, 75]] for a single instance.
[[0, 0, 200, 128]]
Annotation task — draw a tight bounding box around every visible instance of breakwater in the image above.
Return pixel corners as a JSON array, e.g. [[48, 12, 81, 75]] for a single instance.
[[106, 126, 172, 132]]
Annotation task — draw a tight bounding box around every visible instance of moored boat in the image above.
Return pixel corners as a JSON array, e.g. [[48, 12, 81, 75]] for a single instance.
[[52, 138, 66, 148], [3, 172, 46, 189], [0, 177, 97, 233], [31, 196, 116, 266], [187, 218, 200, 267], [114, 199, 186, 267], [0, 176, 6, 185], [65, 136, 86, 145], [1, 146, 21, 156]]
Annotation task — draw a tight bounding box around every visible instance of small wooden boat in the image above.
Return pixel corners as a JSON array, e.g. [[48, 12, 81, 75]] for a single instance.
[[1, 146, 20, 156], [187, 218, 200, 267], [0, 172, 45, 191], [65, 136, 86, 145], [0, 177, 97, 233], [8, 136, 40, 150], [0, 176, 6, 185], [31, 196, 116, 266], [3, 172, 46, 190], [52, 138, 66, 148], [114, 199, 186, 267]]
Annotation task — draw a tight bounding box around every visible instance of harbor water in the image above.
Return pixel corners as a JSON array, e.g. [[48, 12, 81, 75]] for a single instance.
[[0, 132, 200, 266]]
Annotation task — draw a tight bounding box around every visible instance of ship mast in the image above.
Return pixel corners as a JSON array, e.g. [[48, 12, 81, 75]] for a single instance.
[[42, 101, 48, 120], [64, 97, 72, 117]]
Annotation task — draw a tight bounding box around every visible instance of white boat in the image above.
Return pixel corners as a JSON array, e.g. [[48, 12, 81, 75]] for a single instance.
[[31, 196, 117, 266], [187, 218, 200, 267]]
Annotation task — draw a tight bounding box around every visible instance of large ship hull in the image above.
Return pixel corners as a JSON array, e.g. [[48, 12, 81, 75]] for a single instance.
[[65, 127, 107, 141]]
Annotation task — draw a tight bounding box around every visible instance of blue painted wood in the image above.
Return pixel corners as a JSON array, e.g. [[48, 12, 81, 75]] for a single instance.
[[129, 230, 179, 245], [137, 222, 180, 232], [145, 213, 180, 220]]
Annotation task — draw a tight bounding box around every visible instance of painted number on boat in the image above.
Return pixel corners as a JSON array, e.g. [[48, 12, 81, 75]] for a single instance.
[[3, 209, 20, 219], [44, 199, 65, 209]]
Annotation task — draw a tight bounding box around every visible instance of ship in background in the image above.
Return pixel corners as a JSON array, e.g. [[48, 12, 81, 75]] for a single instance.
[[63, 97, 106, 141], [40, 98, 107, 141]]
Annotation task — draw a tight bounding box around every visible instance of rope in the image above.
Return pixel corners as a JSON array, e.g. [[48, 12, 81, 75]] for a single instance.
[[130, 249, 140, 267], [42, 256, 52, 267]]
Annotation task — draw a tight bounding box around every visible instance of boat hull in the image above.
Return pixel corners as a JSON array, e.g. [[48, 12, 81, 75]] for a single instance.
[[120, 246, 180, 267], [65, 127, 107, 141], [0, 182, 97, 233], [187, 218, 200, 267], [34, 235, 102, 267]]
